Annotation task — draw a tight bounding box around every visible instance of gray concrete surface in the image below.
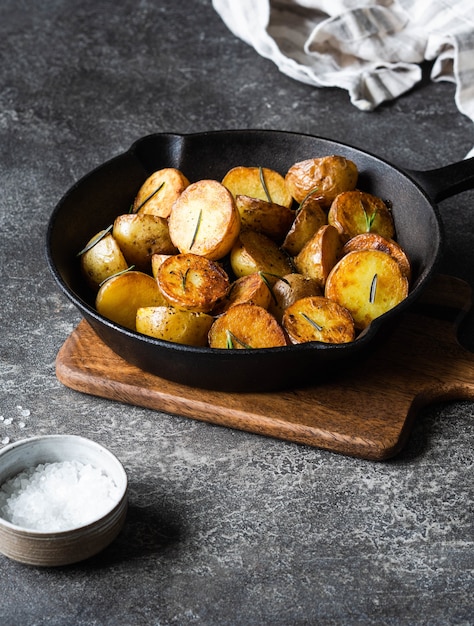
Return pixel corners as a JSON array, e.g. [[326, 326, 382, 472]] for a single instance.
[[0, 1, 473, 624]]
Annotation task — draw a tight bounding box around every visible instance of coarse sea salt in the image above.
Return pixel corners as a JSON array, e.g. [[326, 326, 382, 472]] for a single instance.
[[0, 460, 121, 531]]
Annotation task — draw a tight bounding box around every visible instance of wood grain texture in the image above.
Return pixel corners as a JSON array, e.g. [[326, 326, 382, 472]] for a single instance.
[[55, 275, 474, 460]]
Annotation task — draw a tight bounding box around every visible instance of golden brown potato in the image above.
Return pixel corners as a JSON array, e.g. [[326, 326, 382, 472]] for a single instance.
[[217, 272, 272, 314], [208, 303, 287, 349], [230, 230, 293, 285], [150, 253, 172, 279], [294, 224, 342, 288], [325, 249, 409, 329], [157, 253, 230, 313], [80, 230, 129, 291], [113, 213, 178, 271], [328, 190, 395, 241], [222, 166, 293, 208], [96, 270, 167, 331], [282, 199, 327, 256], [269, 273, 322, 323], [285, 155, 358, 208], [133, 168, 190, 218], [282, 296, 355, 344], [342, 232, 411, 282], [136, 306, 214, 346], [168, 179, 240, 260], [235, 195, 294, 242]]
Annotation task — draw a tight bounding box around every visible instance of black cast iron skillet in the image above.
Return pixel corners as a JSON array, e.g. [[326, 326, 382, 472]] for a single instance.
[[46, 130, 474, 392]]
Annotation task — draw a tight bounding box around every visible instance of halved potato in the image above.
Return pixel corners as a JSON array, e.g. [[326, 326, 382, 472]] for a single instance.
[[222, 166, 293, 208], [341, 232, 411, 282], [328, 190, 395, 241], [282, 199, 327, 256], [235, 195, 294, 242], [157, 253, 230, 313], [285, 155, 358, 208], [80, 230, 129, 291], [208, 303, 287, 349], [269, 273, 322, 323], [96, 270, 167, 331], [230, 230, 293, 285], [294, 224, 342, 288], [217, 272, 272, 314], [136, 306, 213, 346], [282, 296, 355, 344], [113, 213, 178, 271], [133, 168, 190, 218], [325, 249, 409, 329], [168, 179, 240, 260]]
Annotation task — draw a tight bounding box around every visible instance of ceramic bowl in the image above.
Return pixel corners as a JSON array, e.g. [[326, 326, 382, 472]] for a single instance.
[[0, 435, 128, 566]]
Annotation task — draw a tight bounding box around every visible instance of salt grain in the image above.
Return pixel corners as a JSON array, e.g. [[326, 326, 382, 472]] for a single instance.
[[0, 460, 121, 531]]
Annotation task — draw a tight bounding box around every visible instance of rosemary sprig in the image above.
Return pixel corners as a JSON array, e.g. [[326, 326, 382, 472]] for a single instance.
[[259, 166, 272, 203], [369, 273, 378, 304], [181, 268, 190, 292], [258, 271, 288, 304], [98, 265, 135, 287], [226, 330, 252, 349], [362, 201, 377, 232], [134, 181, 165, 213], [77, 224, 113, 257], [300, 312, 324, 332], [189, 209, 202, 250], [297, 186, 320, 212]]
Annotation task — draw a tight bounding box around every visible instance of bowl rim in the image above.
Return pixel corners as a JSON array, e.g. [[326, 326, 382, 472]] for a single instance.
[[0, 434, 128, 536]]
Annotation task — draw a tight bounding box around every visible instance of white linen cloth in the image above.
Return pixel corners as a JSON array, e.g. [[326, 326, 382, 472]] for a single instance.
[[212, 0, 474, 156]]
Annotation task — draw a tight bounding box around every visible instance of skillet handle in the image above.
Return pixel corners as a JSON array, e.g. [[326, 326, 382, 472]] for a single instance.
[[404, 156, 474, 203]]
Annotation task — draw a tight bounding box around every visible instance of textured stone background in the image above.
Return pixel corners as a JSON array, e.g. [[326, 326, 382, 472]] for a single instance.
[[0, 1, 473, 625]]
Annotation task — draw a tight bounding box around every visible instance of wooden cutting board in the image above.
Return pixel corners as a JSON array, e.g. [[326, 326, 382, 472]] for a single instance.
[[55, 275, 474, 460]]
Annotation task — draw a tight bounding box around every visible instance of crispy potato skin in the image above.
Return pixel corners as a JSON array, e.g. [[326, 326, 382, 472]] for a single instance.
[[269, 273, 322, 323], [342, 233, 411, 282], [294, 224, 342, 288], [222, 166, 293, 208], [157, 253, 230, 313], [80, 232, 129, 291], [328, 190, 395, 241], [113, 213, 178, 271], [325, 249, 409, 329], [282, 200, 327, 256], [230, 230, 293, 285], [133, 168, 190, 218], [208, 303, 287, 349], [235, 195, 295, 242], [285, 156, 358, 208], [283, 296, 355, 344], [168, 179, 240, 260], [217, 272, 272, 314], [96, 270, 167, 331], [136, 306, 213, 346]]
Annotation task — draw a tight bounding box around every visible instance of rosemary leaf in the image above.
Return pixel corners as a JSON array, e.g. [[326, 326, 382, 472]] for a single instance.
[[226, 330, 252, 349], [190, 209, 202, 249], [259, 166, 272, 203], [369, 273, 378, 304], [77, 224, 113, 257], [297, 186, 320, 212], [98, 265, 135, 287], [134, 181, 165, 213], [181, 268, 190, 292], [300, 312, 323, 332], [362, 200, 377, 232]]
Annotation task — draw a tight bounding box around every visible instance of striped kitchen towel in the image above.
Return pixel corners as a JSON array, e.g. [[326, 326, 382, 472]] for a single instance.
[[213, 0, 474, 155]]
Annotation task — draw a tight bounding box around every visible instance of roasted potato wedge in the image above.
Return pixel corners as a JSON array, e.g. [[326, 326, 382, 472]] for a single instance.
[[96, 270, 167, 331], [113, 213, 178, 271], [151, 253, 172, 279], [222, 166, 293, 208], [282, 296, 355, 344], [157, 253, 230, 313], [80, 230, 129, 291], [282, 199, 327, 256], [136, 306, 213, 346], [328, 190, 395, 241], [342, 232, 411, 281], [217, 272, 273, 314], [294, 224, 342, 288], [168, 179, 240, 260], [208, 303, 287, 349], [269, 273, 322, 323], [325, 249, 409, 329], [133, 167, 190, 218], [235, 195, 294, 242], [230, 230, 293, 285], [285, 155, 358, 208]]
